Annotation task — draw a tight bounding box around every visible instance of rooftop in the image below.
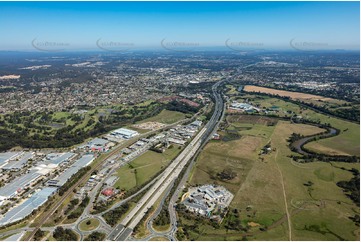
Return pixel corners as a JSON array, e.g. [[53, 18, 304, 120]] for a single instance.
[[44, 152, 76, 165], [0, 152, 21, 167], [112, 128, 139, 136], [2, 152, 34, 170], [0, 170, 42, 198], [0, 187, 57, 225], [46, 155, 94, 187]]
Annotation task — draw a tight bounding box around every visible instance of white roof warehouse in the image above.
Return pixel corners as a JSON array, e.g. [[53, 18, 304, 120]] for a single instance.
[[111, 128, 139, 139], [0, 187, 57, 226], [46, 155, 94, 187]]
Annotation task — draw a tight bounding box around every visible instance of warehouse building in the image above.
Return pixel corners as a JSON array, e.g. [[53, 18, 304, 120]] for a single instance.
[[79, 138, 114, 152], [0, 152, 22, 168], [1, 152, 34, 171], [46, 155, 94, 187], [0, 170, 43, 201], [44, 152, 76, 166], [110, 128, 139, 139], [0, 187, 57, 226]]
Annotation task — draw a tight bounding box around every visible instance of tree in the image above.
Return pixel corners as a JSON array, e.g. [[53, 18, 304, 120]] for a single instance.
[[34, 229, 45, 241], [84, 232, 106, 241]]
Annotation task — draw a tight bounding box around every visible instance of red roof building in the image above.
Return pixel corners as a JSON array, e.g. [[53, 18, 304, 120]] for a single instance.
[[101, 187, 115, 197]]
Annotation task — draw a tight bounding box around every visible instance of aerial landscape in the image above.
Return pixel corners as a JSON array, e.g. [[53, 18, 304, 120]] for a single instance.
[[0, 1, 359, 241]]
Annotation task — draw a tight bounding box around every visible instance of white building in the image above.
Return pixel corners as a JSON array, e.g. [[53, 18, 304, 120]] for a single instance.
[[111, 128, 139, 139]]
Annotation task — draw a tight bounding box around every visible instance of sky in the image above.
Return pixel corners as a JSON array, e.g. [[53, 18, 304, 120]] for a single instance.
[[0, 1, 359, 51]]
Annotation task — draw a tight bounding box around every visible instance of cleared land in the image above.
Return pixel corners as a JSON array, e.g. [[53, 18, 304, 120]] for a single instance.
[[185, 116, 359, 241], [137, 110, 186, 125], [244, 85, 346, 105], [114, 145, 181, 191]]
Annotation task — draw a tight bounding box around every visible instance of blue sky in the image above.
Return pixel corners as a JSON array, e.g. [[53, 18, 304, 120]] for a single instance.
[[0, 1, 359, 51]]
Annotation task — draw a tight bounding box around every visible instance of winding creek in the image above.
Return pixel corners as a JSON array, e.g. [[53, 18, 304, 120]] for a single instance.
[[290, 127, 338, 156]]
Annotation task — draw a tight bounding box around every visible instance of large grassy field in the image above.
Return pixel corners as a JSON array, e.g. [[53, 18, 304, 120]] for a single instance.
[[244, 85, 348, 105], [114, 145, 182, 191], [137, 110, 186, 124], [184, 116, 359, 241]]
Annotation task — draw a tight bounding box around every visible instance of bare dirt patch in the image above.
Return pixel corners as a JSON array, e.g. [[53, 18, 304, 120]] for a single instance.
[[244, 85, 345, 104], [133, 121, 166, 130]]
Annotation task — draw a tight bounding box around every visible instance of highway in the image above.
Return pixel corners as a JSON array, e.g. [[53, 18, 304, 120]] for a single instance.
[[24, 111, 201, 241], [108, 80, 225, 241]]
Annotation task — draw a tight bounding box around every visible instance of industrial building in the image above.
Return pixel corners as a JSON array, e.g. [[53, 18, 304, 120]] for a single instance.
[[1, 152, 34, 171], [0, 152, 22, 168], [190, 120, 202, 128], [79, 137, 114, 152], [43, 152, 76, 166], [0, 170, 43, 201], [110, 128, 139, 139], [105, 175, 118, 186], [0, 187, 57, 226], [46, 155, 94, 187]]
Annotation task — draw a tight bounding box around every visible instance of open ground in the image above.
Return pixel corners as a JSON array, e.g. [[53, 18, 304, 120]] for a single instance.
[[183, 114, 359, 241], [244, 85, 347, 105], [114, 145, 182, 191], [233, 94, 360, 156]]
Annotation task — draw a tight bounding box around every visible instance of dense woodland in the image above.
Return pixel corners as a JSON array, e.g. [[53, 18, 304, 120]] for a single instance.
[[53, 227, 78, 241]]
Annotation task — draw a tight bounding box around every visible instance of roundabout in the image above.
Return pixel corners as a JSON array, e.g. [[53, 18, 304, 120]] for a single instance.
[[78, 218, 101, 232]]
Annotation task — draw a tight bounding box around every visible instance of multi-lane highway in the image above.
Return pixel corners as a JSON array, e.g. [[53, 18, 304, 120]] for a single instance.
[[108, 80, 225, 241], [24, 110, 202, 241]]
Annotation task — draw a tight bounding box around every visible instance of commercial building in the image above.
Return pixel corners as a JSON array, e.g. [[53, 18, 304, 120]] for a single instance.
[[0, 187, 57, 226], [46, 155, 94, 187], [229, 102, 260, 112], [101, 187, 116, 197], [111, 128, 139, 139], [183, 185, 234, 219]]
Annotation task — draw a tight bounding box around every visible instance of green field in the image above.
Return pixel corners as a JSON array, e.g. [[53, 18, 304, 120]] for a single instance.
[[138, 110, 186, 124], [79, 218, 100, 231], [233, 94, 360, 156], [183, 115, 359, 241], [114, 145, 182, 191]]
